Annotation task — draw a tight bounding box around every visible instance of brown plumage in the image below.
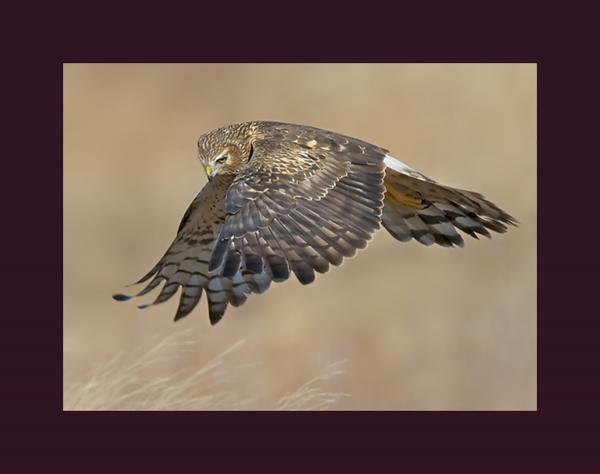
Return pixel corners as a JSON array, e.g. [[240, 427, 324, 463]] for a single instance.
[[113, 121, 517, 325]]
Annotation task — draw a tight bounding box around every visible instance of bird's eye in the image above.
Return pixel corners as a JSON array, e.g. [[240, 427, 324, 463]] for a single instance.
[[216, 155, 228, 164]]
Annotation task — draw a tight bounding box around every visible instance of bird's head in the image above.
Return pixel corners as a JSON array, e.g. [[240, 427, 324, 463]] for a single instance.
[[197, 125, 253, 181]]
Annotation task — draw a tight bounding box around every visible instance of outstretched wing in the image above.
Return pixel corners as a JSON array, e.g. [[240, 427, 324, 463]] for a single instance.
[[113, 180, 261, 325], [114, 123, 388, 325], [113, 121, 516, 325], [208, 122, 388, 290]]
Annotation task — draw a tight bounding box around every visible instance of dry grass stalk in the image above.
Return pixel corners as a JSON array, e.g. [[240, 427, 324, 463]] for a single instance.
[[64, 330, 347, 411]]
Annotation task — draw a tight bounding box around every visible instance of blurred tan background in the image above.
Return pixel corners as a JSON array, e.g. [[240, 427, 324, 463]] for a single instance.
[[63, 64, 536, 410]]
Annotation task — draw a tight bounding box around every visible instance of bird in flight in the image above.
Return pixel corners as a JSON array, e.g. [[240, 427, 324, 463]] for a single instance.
[[113, 121, 516, 325]]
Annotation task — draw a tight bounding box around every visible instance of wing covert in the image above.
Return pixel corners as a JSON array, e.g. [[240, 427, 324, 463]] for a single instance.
[[209, 123, 388, 287]]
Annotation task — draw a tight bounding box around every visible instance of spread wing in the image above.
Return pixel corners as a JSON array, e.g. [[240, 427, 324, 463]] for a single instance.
[[114, 123, 388, 325], [112, 182, 247, 325], [208, 123, 388, 291], [113, 122, 516, 325], [114, 178, 279, 325]]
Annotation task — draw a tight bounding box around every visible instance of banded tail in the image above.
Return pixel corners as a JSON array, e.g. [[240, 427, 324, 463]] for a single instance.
[[381, 155, 517, 247]]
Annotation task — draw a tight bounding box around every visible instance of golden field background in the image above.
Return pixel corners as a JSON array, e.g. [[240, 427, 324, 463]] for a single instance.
[[63, 64, 536, 410]]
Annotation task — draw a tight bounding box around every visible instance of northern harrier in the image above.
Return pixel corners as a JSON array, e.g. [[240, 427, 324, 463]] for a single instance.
[[114, 121, 516, 324]]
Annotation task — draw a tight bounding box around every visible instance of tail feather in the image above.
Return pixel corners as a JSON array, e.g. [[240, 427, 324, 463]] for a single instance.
[[382, 159, 516, 247]]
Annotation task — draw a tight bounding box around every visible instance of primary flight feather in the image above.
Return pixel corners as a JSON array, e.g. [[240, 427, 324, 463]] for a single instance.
[[113, 121, 517, 325]]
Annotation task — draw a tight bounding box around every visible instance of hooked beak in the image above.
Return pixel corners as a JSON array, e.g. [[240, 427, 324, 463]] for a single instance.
[[205, 165, 214, 182]]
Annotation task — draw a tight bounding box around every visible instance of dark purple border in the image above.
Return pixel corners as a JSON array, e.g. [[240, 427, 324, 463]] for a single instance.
[[4, 2, 598, 468]]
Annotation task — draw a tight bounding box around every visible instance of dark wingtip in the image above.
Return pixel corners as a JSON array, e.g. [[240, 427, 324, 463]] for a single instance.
[[174, 308, 193, 322], [112, 293, 132, 302], [295, 270, 316, 285], [508, 215, 520, 226], [454, 237, 465, 248], [209, 312, 224, 326]]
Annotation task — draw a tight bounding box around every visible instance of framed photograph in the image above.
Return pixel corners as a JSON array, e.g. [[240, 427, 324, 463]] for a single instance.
[[63, 63, 536, 411]]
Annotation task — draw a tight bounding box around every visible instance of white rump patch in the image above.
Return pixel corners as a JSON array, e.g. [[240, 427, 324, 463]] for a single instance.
[[384, 154, 417, 174], [383, 153, 435, 183]]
